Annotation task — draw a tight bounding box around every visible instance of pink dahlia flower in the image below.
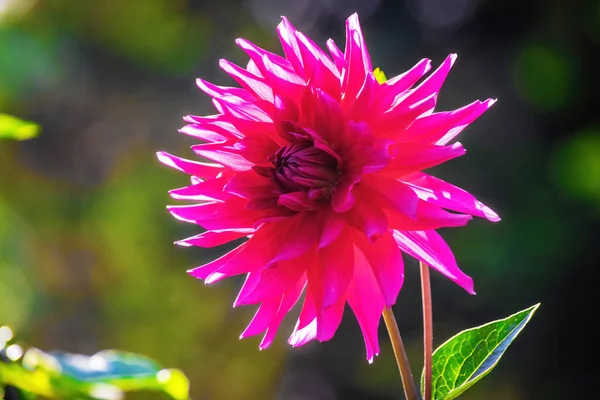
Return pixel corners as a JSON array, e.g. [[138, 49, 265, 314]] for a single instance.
[[158, 13, 498, 362]]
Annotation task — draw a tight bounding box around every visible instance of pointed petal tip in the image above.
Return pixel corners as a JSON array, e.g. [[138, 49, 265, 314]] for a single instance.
[[366, 352, 378, 364], [483, 205, 501, 222], [186, 268, 205, 279], [205, 272, 227, 284], [174, 240, 193, 247], [345, 12, 361, 30], [258, 341, 271, 350]]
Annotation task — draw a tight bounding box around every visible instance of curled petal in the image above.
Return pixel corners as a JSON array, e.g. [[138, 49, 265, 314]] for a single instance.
[[392, 230, 474, 294]]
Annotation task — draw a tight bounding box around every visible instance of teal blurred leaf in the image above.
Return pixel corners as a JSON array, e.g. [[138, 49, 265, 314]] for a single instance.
[[1, 327, 190, 399], [424, 304, 540, 400], [0, 113, 40, 140]]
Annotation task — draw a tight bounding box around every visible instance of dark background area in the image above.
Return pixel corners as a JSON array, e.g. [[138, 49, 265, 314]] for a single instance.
[[1, 0, 598, 398]]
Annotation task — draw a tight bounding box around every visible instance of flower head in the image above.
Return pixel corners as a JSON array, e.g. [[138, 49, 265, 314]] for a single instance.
[[158, 13, 498, 362]]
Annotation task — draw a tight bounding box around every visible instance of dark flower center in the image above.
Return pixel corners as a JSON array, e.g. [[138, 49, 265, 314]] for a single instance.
[[267, 143, 339, 199]]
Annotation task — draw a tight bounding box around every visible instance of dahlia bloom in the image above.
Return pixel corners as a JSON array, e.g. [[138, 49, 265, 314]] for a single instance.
[[158, 13, 498, 362]]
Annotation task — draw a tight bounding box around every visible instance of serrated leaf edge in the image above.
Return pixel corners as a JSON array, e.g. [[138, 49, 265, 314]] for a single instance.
[[430, 303, 540, 400]]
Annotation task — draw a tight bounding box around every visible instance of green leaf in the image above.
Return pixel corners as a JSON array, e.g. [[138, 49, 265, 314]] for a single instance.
[[52, 350, 190, 399], [1, 338, 190, 400], [0, 113, 41, 140], [374, 67, 387, 84], [426, 303, 540, 400]]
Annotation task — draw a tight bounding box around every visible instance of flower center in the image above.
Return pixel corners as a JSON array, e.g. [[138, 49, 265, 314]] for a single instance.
[[268, 143, 339, 200]]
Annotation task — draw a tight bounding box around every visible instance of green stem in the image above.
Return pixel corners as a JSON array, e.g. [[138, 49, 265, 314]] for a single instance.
[[420, 261, 433, 400], [382, 307, 420, 400]]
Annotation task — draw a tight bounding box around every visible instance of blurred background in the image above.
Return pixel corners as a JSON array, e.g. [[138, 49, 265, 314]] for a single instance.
[[1, 0, 598, 398]]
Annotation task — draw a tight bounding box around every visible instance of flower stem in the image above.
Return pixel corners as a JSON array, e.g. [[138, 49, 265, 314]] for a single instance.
[[382, 307, 420, 400], [420, 261, 433, 400]]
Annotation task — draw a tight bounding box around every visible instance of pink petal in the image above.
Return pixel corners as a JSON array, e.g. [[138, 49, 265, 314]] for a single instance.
[[169, 177, 232, 202], [195, 78, 255, 103], [260, 54, 307, 100], [288, 289, 317, 346], [343, 73, 376, 122], [182, 113, 244, 141], [219, 59, 274, 102], [168, 198, 260, 230], [346, 245, 384, 363], [312, 89, 345, 149], [288, 317, 317, 347], [240, 299, 280, 338], [290, 281, 346, 344], [319, 211, 346, 249], [224, 170, 275, 199], [360, 175, 419, 219], [341, 13, 372, 105], [294, 30, 340, 98], [403, 172, 500, 222], [259, 277, 306, 349], [187, 242, 246, 279], [326, 38, 345, 72], [346, 195, 388, 242], [376, 92, 438, 136], [156, 151, 224, 177], [384, 142, 466, 177], [204, 222, 283, 283], [307, 227, 354, 313], [392, 229, 475, 294], [277, 17, 304, 76], [401, 99, 496, 145], [386, 201, 472, 231], [179, 124, 230, 142], [270, 212, 320, 263], [401, 53, 456, 106], [235, 38, 293, 72], [380, 58, 432, 102], [278, 191, 320, 211], [315, 295, 346, 341], [233, 134, 279, 164], [176, 228, 254, 248], [234, 257, 307, 307], [353, 230, 404, 306], [214, 98, 279, 141], [192, 142, 255, 171]]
